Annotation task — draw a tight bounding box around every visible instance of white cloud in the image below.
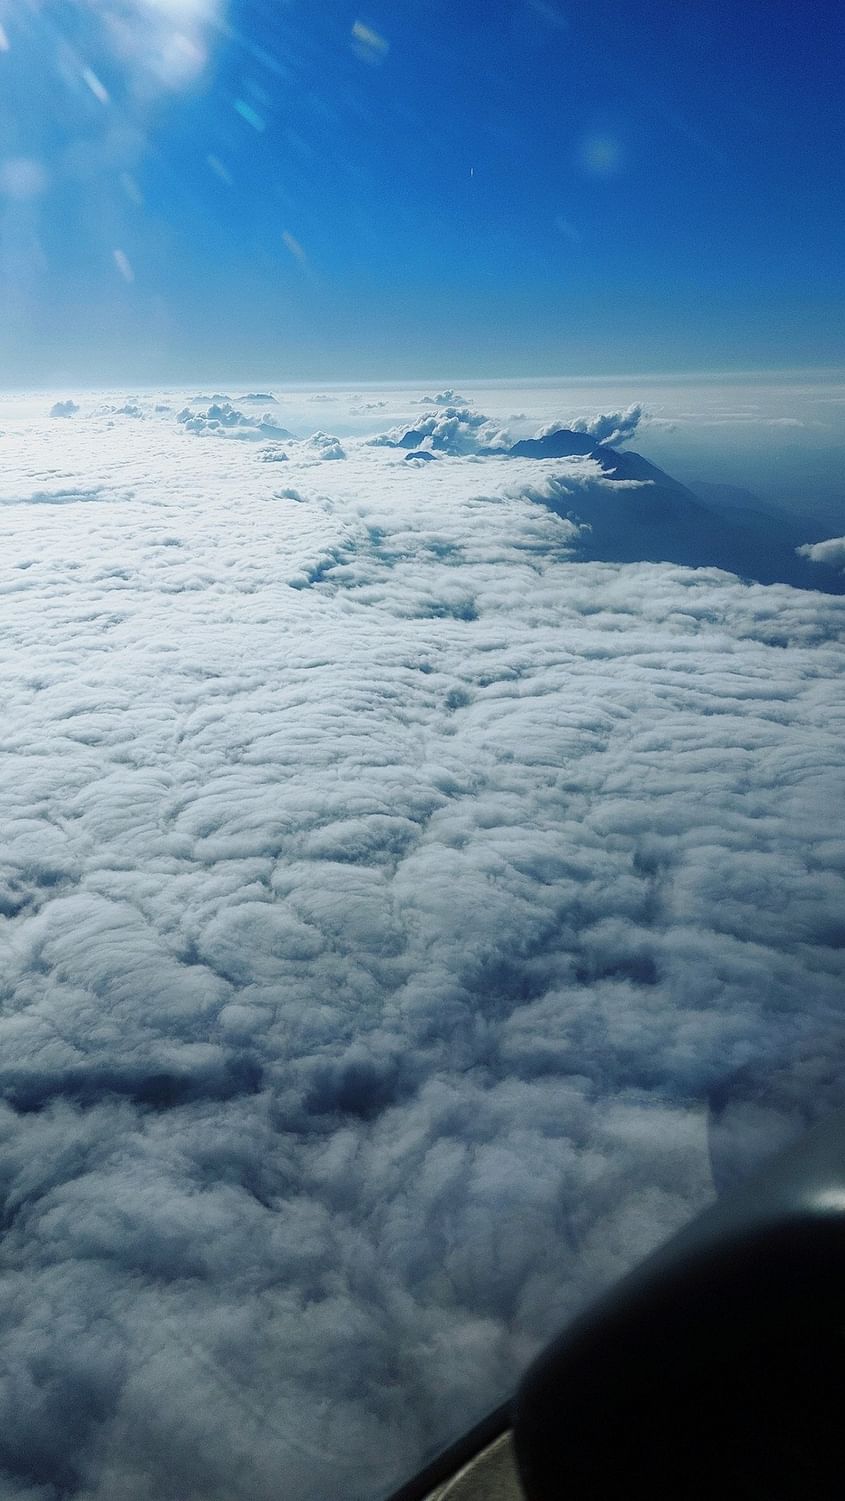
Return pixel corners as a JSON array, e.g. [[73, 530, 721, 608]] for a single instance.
[[97, 400, 145, 418], [0, 404, 842, 1499], [562, 402, 644, 446], [797, 535, 845, 570], [412, 389, 469, 406], [372, 406, 511, 455], [306, 431, 346, 459], [178, 401, 294, 441]]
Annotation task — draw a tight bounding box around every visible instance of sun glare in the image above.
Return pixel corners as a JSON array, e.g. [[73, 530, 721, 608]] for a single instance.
[[0, 0, 224, 97]]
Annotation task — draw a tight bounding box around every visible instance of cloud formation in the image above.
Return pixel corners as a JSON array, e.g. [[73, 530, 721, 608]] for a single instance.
[[413, 389, 468, 406], [568, 403, 644, 446], [97, 401, 145, 419], [372, 406, 510, 455], [797, 535, 845, 571], [178, 402, 294, 441], [0, 402, 842, 1500]]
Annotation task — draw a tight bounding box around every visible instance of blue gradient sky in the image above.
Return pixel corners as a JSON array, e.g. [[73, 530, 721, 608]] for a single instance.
[[1, 0, 843, 384]]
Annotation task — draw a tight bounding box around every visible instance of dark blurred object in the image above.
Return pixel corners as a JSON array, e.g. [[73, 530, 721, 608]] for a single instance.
[[514, 1106, 845, 1500]]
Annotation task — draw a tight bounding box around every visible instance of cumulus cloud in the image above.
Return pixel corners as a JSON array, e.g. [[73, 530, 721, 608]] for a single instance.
[[413, 389, 468, 406], [178, 402, 294, 441], [306, 431, 346, 459], [49, 399, 79, 418], [372, 406, 510, 455], [797, 535, 845, 571], [539, 402, 644, 446], [0, 407, 843, 1501], [97, 401, 145, 418]]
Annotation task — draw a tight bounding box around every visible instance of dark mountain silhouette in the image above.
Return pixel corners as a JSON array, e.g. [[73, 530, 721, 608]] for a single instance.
[[506, 429, 845, 594], [394, 424, 450, 449], [508, 429, 601, 460]]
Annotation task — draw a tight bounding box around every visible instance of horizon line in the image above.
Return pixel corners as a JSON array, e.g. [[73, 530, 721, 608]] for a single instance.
[[0, 365, 843, 397]]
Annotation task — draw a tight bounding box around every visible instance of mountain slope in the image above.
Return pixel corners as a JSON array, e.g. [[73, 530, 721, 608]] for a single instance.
[[508, 430, 844, 593]]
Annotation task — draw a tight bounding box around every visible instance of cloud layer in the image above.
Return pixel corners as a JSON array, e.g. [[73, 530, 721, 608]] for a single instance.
[[0, 400, 843, 1500]]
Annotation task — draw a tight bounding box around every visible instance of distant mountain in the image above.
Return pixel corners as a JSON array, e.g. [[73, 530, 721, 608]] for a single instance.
[[507, 430, 845, 593], [687, 479, 815, 532], [687, 479, 772, 513]]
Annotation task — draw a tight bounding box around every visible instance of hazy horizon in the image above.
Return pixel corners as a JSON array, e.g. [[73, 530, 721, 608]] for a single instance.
[[5, 366, 844, 527]]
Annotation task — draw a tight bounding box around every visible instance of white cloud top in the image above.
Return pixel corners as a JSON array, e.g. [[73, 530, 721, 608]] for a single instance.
[[797, 535, 845, 570], [536, 403, 645, 446]]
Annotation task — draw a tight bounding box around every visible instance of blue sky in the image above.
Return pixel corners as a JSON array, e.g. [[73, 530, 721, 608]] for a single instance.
[[1, 0, 843, 384]]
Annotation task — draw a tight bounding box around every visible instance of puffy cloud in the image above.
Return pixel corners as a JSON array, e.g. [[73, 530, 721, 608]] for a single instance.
[[413, 389, 468, 406], [540, 403, 644, 446], [49, 400, 79, 418], [797, 535, 845, 571], [96, 401, 145, 418], [178, 402, 294, 441], [372, 406, 510, 455], [0, 407, 843, 1500], [306, 431, 346, 460]]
